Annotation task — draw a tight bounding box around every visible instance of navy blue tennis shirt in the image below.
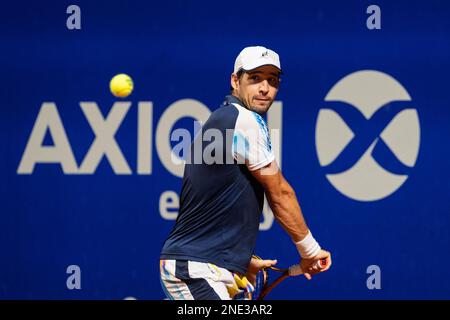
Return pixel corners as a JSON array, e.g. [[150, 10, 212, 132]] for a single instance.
[[160, 95, 275, 274]]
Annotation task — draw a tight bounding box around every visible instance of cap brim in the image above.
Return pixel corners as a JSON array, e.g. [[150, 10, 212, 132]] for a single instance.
[[240, 64, 283, 74]]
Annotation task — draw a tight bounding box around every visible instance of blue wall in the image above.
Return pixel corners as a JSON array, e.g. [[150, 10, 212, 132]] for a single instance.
[[1, 0, 450, 299]]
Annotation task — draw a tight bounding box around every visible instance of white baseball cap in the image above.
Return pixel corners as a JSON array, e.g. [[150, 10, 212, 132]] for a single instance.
[[233, 46, 282, 74]]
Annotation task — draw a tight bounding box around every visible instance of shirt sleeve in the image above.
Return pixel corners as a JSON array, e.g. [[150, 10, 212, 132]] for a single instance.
[[233, 109, 275, 171]]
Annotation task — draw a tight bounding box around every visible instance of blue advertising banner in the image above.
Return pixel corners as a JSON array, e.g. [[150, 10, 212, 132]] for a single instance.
[[1, 0, 449, 299]]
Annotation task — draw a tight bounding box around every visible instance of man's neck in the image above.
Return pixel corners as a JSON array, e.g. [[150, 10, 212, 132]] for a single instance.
[[230, 94, 248, 109]]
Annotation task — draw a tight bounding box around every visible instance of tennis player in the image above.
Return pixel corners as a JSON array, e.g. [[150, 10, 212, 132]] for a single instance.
[[160, 46, 332, 300]]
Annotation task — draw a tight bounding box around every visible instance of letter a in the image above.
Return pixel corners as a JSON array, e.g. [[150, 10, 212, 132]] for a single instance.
[[66, 5, 81, 30], [366, 5, 381, 30]]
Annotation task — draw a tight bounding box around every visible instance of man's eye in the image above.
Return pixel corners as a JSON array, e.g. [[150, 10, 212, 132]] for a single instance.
[[250, 75, 259, 80]]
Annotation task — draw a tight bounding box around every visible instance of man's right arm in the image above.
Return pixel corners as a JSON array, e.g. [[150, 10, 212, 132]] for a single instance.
[[250, 161, 332, 278], [231, 109, 331, 277], [253, 162, 309, 242]]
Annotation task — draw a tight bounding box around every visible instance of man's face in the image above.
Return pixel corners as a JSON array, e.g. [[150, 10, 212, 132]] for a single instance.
[[231, 65, 281, 114]]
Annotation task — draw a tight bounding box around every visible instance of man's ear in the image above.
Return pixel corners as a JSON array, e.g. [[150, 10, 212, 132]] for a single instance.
[[230, 73, 239, 91]]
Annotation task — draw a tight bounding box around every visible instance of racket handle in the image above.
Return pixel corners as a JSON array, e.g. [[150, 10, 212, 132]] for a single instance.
[[288, 258, 328, 276]]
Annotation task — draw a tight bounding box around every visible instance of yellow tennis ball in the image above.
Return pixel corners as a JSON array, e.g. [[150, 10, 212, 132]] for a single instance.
[[110, 74, 134, 98]]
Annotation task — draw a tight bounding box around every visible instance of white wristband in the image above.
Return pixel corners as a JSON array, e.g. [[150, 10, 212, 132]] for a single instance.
[[294, 231, 321, 259]]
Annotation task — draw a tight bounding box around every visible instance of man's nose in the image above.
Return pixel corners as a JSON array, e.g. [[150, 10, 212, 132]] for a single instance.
[[259, 80, 269, 94]]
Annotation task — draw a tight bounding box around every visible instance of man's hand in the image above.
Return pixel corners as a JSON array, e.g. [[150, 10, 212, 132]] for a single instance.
[[246, 257, 278, 286], [300, 249, 332, 280]]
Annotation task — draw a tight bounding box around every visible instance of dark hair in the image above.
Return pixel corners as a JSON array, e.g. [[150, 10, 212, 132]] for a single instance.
[[230, 69, 245, 93]]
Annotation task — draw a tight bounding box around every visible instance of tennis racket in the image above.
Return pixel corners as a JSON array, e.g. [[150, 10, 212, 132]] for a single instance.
[[254, 257, 328, 300]]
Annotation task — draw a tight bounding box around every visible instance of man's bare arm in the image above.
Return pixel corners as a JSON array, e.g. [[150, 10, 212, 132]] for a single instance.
[[251, 161, 308, 242], [250, 161, 332, 278]]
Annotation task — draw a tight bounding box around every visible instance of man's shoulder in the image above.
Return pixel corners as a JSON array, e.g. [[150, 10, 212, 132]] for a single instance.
[[233, 105, 266, 133], [210, 102, 239, 119], [206, 95, 264, 131], [201, 101, 240, 131]]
